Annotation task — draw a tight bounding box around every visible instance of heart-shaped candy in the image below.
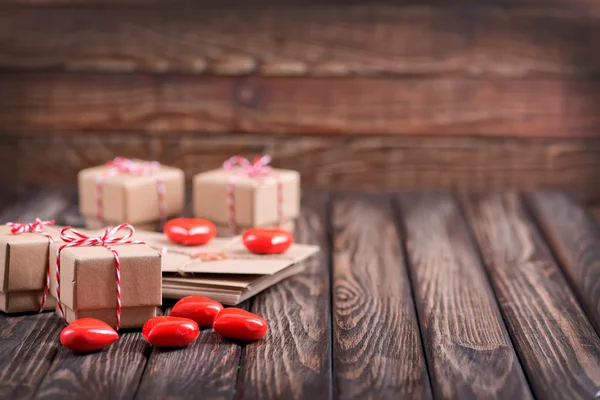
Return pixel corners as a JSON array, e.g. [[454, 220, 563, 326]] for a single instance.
[[242, 228, 294, 254], [143, 316, 199, 347], [170, 296, 224, 327], [164, 218, 216, 246], [213, 308, 268, 341], [60, 318, 119, 353]]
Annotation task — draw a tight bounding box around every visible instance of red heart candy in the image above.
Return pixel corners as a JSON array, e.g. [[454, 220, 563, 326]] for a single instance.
[[60, 318, 119, 353], [213, 308, 268, 341], [242, 228, 294, 254], [164, 218, 216, 246], [143, 316, 199, 347], [170, 296, 224, 327]]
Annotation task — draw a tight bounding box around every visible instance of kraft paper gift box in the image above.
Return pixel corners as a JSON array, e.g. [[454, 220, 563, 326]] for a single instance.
[[193, 156, 300, 236], [79, 158, 185, 229], [134, 230, 318, 305], [0, 224, 60, 313], [49, 240, 162, 329]]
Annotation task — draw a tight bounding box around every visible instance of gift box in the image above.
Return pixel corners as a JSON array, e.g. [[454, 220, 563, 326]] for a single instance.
[[79, 157, 185, 228], [0, 221, 60, 313], [49, 225, 162, 329], [84, 218, 160, 233], [193, 156, 300, 236]]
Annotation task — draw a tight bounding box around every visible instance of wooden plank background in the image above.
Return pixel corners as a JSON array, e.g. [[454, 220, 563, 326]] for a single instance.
[[1, 1, 600, 200]]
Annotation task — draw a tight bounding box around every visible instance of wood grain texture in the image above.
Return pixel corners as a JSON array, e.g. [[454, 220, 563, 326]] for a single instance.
[[462, 192, 600, 400], [135, 306, 246, 399], [331, 195, 431, 399], [0, 313, 63, 399], [4, 74, 600, 137], [526, 191, 600, 334], [35, 332, 150, 400], [0, 1, 598, 9], [236, 192, 332, 400], [10, 134, 600, 203], [2, 7, 600, 78], [396, 192, 532, 399]]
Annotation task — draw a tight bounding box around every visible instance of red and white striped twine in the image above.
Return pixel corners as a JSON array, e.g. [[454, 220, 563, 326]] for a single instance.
[[96, 157, 167, 225], [6, 218, 55, 312], [55, 224, 145, 330], [222, 155, 284, 235]]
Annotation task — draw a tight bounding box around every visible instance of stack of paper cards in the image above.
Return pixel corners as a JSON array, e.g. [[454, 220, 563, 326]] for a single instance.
[[133, 231, 319, 305]]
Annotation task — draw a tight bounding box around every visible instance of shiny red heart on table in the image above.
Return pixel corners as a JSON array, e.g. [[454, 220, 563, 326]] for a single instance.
[[242, 228, 294, 254], [164, 218, 216, 246], [213, 308, 268, 341], [170, 296, 224, 327], [60, 318, 119, 353], [143, 316, 199, 347]]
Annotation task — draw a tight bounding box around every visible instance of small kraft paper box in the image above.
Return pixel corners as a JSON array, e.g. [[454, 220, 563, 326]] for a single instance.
[[79, 157, 185, 229], [193, 156, 300, 236], [0, 220, 59, 313], [49, 225, 162, 329]]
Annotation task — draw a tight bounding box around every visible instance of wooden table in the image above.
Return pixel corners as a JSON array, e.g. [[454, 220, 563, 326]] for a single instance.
[[0, 189, 599, 400]]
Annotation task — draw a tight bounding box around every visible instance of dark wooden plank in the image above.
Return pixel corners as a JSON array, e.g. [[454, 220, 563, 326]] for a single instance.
[[331, 195, 431, 399], [396, 192, 532, 399], [0, 313, 63, 399], [3, 74, 600, 138], [2, 7, 600, 78], [0, 188, 72, 223], [0, 1, 598, 8], [35, 332, 151, 400], [236, 192, 332, 399], [462, 192, 600, 400], [526, 191, 600, 334], [135, 307, 246, 399], [13, 134, 600, 203]]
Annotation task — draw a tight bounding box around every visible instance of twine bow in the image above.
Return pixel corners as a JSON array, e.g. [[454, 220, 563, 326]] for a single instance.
[[55, 224, 145, 330], [96, 157, 167, 225], [222, 155, 283, 235], [6, 218, 55, 312]]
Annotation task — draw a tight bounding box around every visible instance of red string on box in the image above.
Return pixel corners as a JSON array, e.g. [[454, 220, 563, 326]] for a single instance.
[[6, 218, 55, 312], [95, 157, 167, 225], [222, 155, 284, 235], [55, 224, 145, 330]]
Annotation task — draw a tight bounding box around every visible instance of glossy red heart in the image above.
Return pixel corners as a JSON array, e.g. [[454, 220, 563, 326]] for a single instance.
[[213, 308, 268, 341], [170, 296, 224, 327], [60, 318, 119, 353], [142, 316, 199, 347], [164, 218, 216, 246], [242, 228, 294, 254]]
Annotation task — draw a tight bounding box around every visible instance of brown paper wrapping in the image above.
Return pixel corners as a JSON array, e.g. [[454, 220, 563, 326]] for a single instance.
[[79, 162, 185, 224], [193, 168, 300, 228], [84, 218, 161, 232], [57, 302, 157, 329], [0, 291, 56, 313], [49, 242, 162, 315], [0, 225, 61, 293]]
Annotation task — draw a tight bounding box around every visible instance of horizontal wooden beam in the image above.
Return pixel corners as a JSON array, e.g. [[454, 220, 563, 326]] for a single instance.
[[1, 7, 600, 77], [3, 73, 600, 137], [7, 133, 600, 202], [0, 1, 598, 6]]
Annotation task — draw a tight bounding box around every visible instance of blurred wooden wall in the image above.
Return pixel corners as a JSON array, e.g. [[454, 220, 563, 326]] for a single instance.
[[1, 0, 600, 201]]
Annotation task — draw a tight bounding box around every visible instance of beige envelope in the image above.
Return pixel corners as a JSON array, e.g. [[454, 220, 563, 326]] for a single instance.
[[134, 230, 319, 275]]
